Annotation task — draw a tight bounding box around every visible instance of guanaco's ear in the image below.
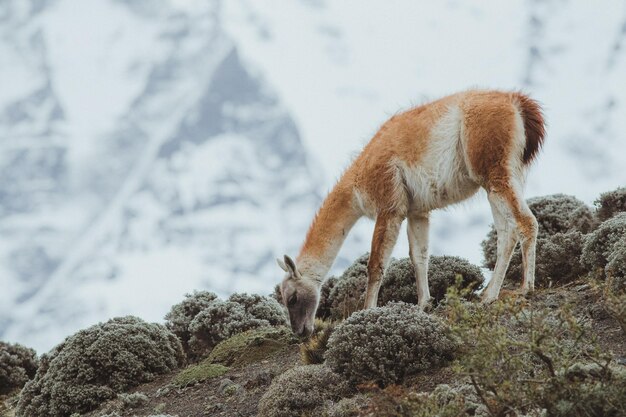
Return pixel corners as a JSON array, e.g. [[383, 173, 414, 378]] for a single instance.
[[283, 254, 300, 279], [276, 258, 288, 272]]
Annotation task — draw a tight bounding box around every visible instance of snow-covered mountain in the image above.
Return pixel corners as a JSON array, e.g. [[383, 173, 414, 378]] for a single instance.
[[1, 0, 625, 352]]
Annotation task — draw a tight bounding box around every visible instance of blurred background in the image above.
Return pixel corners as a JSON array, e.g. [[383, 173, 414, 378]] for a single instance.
[[0, 0, 624, 352]]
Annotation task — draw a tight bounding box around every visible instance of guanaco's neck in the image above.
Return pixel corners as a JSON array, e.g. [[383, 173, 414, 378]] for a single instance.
[[297, 181, 361, 283]]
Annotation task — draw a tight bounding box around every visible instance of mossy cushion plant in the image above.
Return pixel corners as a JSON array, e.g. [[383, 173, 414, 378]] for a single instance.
[[0, 341, 38, 395], [207, 326, 296, 367], [379, 256, 484, 306], [325, 302, 457, 386], [16, 316, 184, 417], [172, 361, 229, 387], [482, 194, 594, 287], [258, 364, 351, 417]]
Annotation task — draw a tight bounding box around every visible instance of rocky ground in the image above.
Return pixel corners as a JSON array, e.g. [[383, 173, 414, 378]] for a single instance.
[[3, 281, 622, 417]]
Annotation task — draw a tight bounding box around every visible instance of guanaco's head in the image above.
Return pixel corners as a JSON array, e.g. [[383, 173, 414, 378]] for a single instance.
[[277, 255, 320, 338]]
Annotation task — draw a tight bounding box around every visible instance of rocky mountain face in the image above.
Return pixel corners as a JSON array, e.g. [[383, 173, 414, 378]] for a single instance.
[[0, 0, 320, 351], [1, 0, 625, 352]]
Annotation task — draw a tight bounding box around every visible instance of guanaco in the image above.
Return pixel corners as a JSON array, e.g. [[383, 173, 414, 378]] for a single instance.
[[277, 90, 545, 336]]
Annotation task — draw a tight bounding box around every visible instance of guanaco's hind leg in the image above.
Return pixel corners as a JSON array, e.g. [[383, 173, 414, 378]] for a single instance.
[[482, 183, 538, 303], [407, 212, 432, 309], [364, 212, 403, 308]]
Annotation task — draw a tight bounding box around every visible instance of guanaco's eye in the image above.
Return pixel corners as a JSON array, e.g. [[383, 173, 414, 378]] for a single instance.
[[288, 294, 297, 307]]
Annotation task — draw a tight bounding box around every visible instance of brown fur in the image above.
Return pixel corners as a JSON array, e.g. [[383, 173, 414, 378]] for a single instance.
[[347, 95, 459, 213], [299, 181, 359, 260], [299, 90, 546, 259], [461, 91, 518, 186], [514, 92, 546, 165], [290, 89, 545, 314]]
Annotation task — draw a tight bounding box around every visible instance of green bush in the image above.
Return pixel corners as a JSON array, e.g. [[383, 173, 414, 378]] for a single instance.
[[164, 291, 218, 353], [316, 275, 338, 319], [526, 194, 595, 236], [482, 194, 594, 287], [323, 394, 369, 417], [582, 213, 626, 285], [272, 283, 282, 305], [443, 290, 626, 417], [501, 231, 588, 287], [118, 392, 149, 409], [368, 383, 489, 417], [482, 194, 594, 268], [0, 341, 38, 395], [325, 302, 457, 386], [327, 253, 369, 319], [188, 300, 269, 356], [169, 292, 287, 358], [227, 293, 287, 326], [606, 239, 626, 291], [379, 256, 484, 305], [257, 364, 351, 417], [16, 316, 184, 417], [595, 186, 626, 222]]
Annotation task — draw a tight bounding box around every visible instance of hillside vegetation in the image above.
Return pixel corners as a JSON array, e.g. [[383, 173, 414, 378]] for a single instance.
[[1, 188, 625, 417]]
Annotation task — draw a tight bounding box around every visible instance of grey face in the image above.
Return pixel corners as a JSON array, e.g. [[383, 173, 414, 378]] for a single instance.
[[277, 255, 320, 338]]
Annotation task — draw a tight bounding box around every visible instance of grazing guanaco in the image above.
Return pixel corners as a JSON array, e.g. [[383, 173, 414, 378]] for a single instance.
[[277, 90, 545, 336]]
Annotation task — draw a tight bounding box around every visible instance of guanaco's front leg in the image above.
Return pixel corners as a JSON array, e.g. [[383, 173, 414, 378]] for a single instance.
[[364, 212, 403, 309], [407, 212, 431, 309]]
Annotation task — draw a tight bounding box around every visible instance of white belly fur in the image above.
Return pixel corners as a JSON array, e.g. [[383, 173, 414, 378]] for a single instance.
[[397, 105, 480, 213]]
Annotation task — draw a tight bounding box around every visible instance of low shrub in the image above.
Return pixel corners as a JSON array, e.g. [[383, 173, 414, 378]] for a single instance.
[[482, 194, 594, 267], [606, 239, 626, 291], [581, 213, 626, 283], [323, 394, 369, 417], [170, 292, 287, 358], [595, 186, 626, 222], [118, 392, 149, 409], [501, 230, 588, 287], [379, 256, 484, 306], [164, 291, 218, 353], [227, 293, 287, 326], [443, 289, 626, 417], [16, 316, 184, 417], [325, 302, 457, 386], [327, 253, 370, 319], [482, 194, 594, 287], [526, 194, 595, 236], [300, 319, 336, 365], [257, 364, 351, 417], [364, 383, 489, 417], [0, 341, 38, 395], [316, 275, 338, 319], [207, 326, 296, 367], [188, 300, 269, 356]]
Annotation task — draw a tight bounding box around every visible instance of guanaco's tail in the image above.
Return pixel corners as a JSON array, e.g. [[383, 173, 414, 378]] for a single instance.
[[515, 93, 546, 165]]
